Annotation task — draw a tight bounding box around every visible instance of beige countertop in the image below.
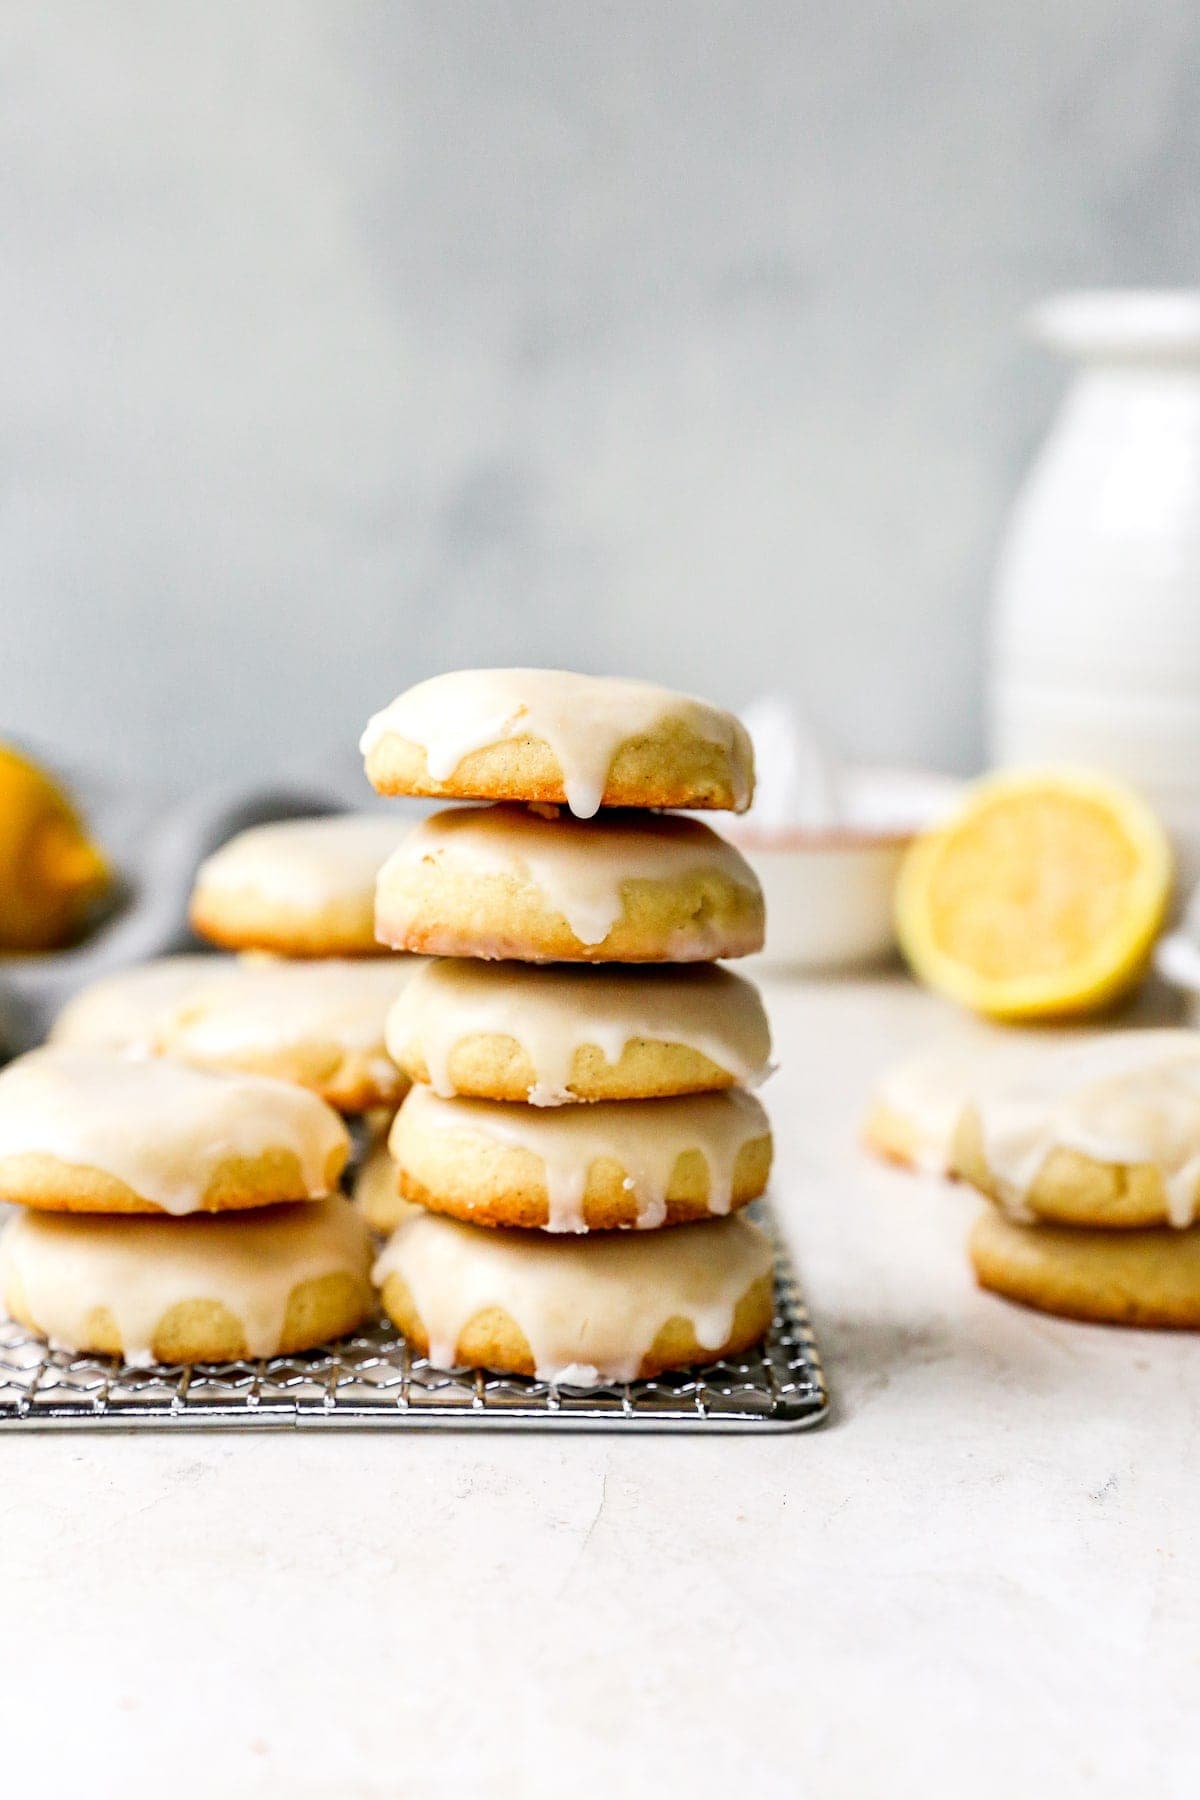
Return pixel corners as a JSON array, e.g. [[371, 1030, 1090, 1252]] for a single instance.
[[2, 973, 1198, 1798]]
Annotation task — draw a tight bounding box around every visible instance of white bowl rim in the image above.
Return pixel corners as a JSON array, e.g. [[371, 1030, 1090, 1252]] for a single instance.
[[1155, 930, 1200, 993], [727, 825, 916, 853]]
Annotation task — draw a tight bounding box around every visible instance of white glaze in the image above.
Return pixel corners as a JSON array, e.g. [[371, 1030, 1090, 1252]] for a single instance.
[[0, 1196, 373, 1365], [373, 1208, 773, 1383], [50, 956, 234, 1055], [975, 1029, 1200, 1226], [391, 1084, 770, 1233], [0, 1047, 349, 1215], [386, 958, 771, 1104], [870, 1040, 1041, 1176], [193, 814, 406, 912], [159, 957, 414, 1098], [376, 804, 762, 953], [360, 668, 754, 818]]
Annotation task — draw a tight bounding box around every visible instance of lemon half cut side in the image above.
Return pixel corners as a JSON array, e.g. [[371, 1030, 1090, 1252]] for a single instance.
[[895, 767, 1173, 1020]]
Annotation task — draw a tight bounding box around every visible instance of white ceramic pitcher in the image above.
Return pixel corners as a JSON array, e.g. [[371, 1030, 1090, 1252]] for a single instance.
[[989, 290, 1200, 882]]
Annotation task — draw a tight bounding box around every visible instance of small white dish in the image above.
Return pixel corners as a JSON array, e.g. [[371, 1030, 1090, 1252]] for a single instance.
[[1155, 932, 1200, 1021], [725, 768, 961, 973], [737, 827, 911, 971]]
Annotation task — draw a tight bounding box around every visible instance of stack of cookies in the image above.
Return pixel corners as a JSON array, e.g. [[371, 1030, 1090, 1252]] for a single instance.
[[955, 1030, 1200, 1329], [52, 816, 415, 1218], [0, 814, 420, 1366], [357, 668, 780, 1385], [866, 1029, 1200, 1330], [178, 814, 413, 1120], [0, 1045, 373, 1363]]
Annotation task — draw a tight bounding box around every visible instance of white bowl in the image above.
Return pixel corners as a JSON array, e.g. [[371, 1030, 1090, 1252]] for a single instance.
[[737, 828, 912, 972], [724, 766, 961, 973], [1155, 931, 1200, 1021]]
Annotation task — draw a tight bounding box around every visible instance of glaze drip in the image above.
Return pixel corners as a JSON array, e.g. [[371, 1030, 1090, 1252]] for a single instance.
[[392, 1084, 770, 1232], [360, 668, 754, 818], [387, 958, 771, 1104], [377, 804, 762, 950], [373, 1209, 774, 1382], [0, 1197, 373, 1365], [975, 1030, 1200, 1226], [0, 1047, 348, 1215]]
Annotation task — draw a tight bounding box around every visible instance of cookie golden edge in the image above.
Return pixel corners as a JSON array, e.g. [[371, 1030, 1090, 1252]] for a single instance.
[[969, 1206, 1200, 1328], [393, 1032, 745, 1105], [375, 865, 765, 963], [390, 1115, 773, 1231], [363, 721, 750, 814], [188, 889, 388, 958], [0, 1144, 348, 1216], [352, 1138, 415, 1234], [861, 1100, 932, 1172], [3, 1255, 373, 1362], [377, 1267, 775, 1377], [953, 1106, 1192, 1229], [161, 1033, 409, 1116]]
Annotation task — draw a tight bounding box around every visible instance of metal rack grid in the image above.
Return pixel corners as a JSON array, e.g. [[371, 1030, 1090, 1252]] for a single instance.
[[0, 1209, 828, 1433]]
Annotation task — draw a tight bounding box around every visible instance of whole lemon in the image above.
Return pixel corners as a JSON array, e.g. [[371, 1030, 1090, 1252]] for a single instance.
[[0, 745, 110, 952]]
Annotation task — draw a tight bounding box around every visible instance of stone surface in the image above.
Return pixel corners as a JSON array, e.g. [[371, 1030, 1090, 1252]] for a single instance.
[[3, 973, 1199, 1795]]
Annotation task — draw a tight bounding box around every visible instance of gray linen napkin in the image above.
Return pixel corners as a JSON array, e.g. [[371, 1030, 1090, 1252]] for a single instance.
[[0, 780, 343, 1055]]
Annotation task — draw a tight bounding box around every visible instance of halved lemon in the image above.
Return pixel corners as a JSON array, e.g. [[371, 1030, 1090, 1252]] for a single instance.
[[895, 767, 1172, 1019], [0, 744, 110, 952]]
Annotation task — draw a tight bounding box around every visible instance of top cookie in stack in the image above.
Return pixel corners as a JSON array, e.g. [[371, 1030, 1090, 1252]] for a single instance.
[[360, 667, 755, 818], [362, 669, 778, 1386]]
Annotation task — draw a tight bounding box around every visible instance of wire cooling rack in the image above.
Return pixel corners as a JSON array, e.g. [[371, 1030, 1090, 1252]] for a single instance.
[[0, 1208, 828, 1433]]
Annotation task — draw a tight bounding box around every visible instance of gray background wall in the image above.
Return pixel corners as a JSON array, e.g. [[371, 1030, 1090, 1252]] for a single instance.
[[3, 1, 1198, 792]]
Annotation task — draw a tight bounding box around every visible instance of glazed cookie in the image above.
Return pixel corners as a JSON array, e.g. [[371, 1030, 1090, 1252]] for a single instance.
[[360, 668, 754, 818], [50, 955, 234, 1055], [374, 1208, 775, 1382], [352, 1138, 419, 1235], [389, 1084, 772, 1233], [387, 958, 771, 1105], [1, 1196, 375, 1363], [970, 1207, 1200, 1329], [190, 814, 406, 956], [862, 1040, 1034, 1176], [374, 804, 764, 963], [0, 1047, 348, 1216], [158, 957, 414, 1113], [952, 1030, 1200, 1229]]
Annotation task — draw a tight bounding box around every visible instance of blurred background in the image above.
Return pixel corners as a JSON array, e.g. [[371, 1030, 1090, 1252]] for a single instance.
[[3, 0, 1200, 791]]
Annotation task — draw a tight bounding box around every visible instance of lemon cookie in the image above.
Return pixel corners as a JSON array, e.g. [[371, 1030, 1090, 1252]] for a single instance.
[[969, 1207, 1200, 1328], [1, 1196, 374, 1363], [360, 668, 754, 819], [352, 1137, 419, 1234], [50, 956, 233, 1054], [388, 958, 771, 1105], [390, 1084, 771, 1232], [190, 814, 406, 956], [0, 1047, 349, 1216], [375, 804, 764, 963], [374, 1208, 775, 1381], [157, 957, 413, 1113], [863, 1040, 1035, 1176], [953, 1030, 1200, 1228]]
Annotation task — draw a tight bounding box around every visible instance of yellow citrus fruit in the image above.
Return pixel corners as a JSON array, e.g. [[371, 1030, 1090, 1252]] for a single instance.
[[895, 767, 1172, 1019], [0, 745, 110, 952]]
